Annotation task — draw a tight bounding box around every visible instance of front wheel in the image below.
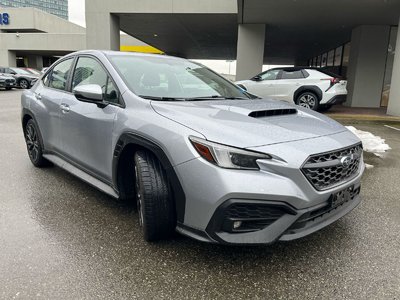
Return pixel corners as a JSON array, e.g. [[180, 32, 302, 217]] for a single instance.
[[296, 92, 319, 111], [134, 150, 175, 242], [19, 79, 29, 89]]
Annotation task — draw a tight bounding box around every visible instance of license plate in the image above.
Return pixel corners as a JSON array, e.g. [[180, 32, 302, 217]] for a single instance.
[[331, 186, 353, 209]]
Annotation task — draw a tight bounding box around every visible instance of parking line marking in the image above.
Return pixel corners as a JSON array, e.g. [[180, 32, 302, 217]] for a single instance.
[[384, 124, 400, 131]]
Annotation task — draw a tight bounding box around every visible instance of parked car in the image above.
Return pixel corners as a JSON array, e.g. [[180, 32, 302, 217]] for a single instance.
[[235, 67, 347, 111], [0, 73, 17, 90], [21, 51, 364, 245], [0, 67, 39, 89]]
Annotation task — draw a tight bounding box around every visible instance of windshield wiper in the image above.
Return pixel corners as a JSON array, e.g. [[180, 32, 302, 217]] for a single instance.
[[185, 95, 249, 101], [138, 95, 185, 101]]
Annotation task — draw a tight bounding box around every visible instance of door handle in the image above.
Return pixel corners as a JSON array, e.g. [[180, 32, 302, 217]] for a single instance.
[[60, 103, 70, 113], [35, 93, 42, 100]]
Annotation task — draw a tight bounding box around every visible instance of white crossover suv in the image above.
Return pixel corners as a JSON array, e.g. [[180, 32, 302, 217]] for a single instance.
[[236, 67, 347, 111]]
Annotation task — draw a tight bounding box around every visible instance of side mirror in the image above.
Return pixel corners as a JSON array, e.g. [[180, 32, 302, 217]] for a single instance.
[[252, 75, 262, 81], [73, 84, 103, 102]]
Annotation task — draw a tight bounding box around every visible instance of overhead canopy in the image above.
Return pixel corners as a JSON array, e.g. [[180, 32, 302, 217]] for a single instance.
[[117, 0, 400, 64]]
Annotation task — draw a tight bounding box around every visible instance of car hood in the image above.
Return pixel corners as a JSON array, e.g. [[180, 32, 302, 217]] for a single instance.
[[150, 99, 347, 148]]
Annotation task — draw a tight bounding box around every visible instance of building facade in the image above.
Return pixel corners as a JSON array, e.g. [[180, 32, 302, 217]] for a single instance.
[[0, 0, 68, 19]]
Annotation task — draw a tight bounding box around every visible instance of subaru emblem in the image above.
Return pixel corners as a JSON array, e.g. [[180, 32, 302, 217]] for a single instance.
[[340, 155, 353, 168]]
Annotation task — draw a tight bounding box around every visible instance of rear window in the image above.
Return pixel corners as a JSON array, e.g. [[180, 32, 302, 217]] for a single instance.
[[317, 68, 343, 79]]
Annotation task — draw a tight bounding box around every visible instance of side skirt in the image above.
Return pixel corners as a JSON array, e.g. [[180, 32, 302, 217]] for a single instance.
[[43, 154, 119, 199]]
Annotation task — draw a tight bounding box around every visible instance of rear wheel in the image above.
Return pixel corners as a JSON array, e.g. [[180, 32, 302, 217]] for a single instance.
[[19, 79, 29, 89], [134, 150, 175, 241], [24, 119, 49, 167], [296, 92, 319, 111]]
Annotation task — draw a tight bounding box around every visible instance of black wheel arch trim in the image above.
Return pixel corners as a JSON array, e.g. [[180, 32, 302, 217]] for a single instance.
[[21, 108, 45, 150], [112, 132, 186, 223], [293, 86, 322, 103]]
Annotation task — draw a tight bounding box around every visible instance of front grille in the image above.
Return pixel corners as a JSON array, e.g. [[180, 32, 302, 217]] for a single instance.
[[225, 203, 288, 220], [5, 79, 15, 83], [222, 203, 292, 233], [301, 143, 363, 190]]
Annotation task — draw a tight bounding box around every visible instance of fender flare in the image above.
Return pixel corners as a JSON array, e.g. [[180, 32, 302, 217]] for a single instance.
[[112, 132, 186, 223], [293, 86, 323, 103]]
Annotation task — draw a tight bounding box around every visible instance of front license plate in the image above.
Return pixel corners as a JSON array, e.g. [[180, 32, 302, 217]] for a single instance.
[[331, 186, 353, 209]]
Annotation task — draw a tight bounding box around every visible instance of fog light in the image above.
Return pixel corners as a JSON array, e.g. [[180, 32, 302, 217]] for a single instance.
[[233, 221, 242, 229]]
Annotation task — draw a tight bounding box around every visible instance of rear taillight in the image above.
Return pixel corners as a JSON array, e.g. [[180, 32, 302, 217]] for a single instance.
[[330, 78, 340, 84], [321, 77, 340, 85]]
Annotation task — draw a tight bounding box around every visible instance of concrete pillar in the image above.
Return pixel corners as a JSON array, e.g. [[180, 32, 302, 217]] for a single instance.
[[235, 24, 265, 81], [86, 13, 120, 50], [0, 50, 16, 67], [346, 25, 390, 107], [27, 55, 43, 70], [387, 21, 400, 116]]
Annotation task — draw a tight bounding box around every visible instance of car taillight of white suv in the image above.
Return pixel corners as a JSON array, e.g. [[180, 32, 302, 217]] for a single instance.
[[235, 67, 347, 111]]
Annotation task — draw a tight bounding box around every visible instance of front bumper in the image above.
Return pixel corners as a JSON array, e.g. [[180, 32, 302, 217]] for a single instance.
[[175, 131, 364, 245], [177, 183, 361, 245], [0, 80, 16, 88]]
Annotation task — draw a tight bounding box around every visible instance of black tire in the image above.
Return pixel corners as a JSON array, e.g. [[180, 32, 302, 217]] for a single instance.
[[296, 91, 319, 111], [19, 79, 29, 89], [24, 119, 49, 167], [134, 150, 175, 241]]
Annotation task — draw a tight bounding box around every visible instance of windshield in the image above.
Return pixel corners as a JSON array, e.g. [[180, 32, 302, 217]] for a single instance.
[[108, 55, 253, 101], [10, 68, 31, 75]]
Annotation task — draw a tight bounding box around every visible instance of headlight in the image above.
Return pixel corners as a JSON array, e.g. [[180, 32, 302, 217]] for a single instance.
[[189, 136, 271, 170]]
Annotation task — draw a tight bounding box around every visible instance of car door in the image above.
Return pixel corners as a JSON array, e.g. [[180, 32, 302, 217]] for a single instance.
[[59, 55, 122, 182], [273, 69, 306, 102], [31, 57, 75, 153], [247, 69, 280, 99]]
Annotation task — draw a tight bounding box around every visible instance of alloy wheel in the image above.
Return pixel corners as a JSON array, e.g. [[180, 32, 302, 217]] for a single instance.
[[26, 123, 39, 162], [298, 94, 316, 109], [19, 79, 29, 89]]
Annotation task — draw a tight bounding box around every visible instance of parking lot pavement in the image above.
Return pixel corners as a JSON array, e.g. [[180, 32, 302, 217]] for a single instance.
[[1, 89, 399, 299]]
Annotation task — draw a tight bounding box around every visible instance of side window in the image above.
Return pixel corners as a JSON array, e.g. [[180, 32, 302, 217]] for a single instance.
[[48, 58, 74, 91], [280, 70, 305, 80], [260, 70, 279, 80], [72, 57, 119, 104]]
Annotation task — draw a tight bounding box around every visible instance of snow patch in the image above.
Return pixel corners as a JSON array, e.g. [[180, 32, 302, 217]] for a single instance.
[[346, 126, 391, 154], [365, 163, 374, 169]]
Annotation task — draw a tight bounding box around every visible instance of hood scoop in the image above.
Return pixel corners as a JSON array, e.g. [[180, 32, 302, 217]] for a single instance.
[[249, 108, 297, 118]]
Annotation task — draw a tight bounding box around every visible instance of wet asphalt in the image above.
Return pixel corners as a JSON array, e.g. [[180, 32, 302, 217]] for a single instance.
[[0, 89, 399, 299]]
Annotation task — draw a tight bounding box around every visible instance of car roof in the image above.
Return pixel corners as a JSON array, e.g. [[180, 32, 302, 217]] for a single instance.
[[66, 49, 184, 62]]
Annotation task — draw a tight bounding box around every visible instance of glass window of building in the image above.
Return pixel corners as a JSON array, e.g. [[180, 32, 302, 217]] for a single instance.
[[341, 43, 351, 77], [321, 53, 328, 67], [317, 55, 322, 67], [381, 27, 398, 107], [327, 50, 335, 66], [334, 46, 343, 66]]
